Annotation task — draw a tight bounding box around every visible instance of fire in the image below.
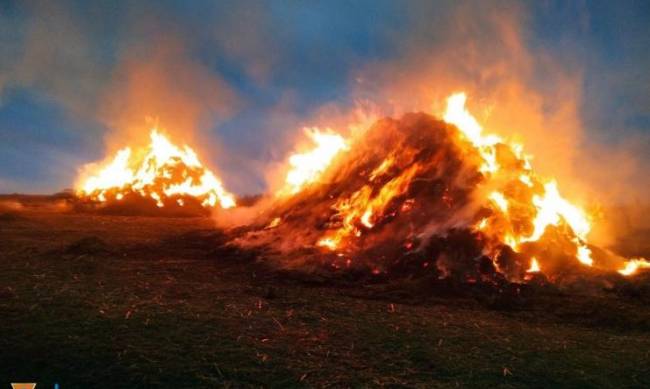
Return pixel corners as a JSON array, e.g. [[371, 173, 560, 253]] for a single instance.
[[444, 93, 595, 269], [297, 91, 641, 279], [282, 128, 348, 195], [618, 258, 650, 276], [527, 257, 541, 273], [489, 191, 508, 212], [443, 93, 502, 173], [205, 90, 648, 282], [266, 217, 282, 229], [317, 163, 421, 250], [80, 148, 133, 196], [77, 129, 235, 209], [250, 91, 648, 282], [526, 181, 590, 243]]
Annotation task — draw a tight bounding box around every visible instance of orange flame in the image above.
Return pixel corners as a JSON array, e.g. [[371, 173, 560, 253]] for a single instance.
[[444, 92, 595, 268], [77, 129, 235, 208], [527, 257, 541, 273], [317, 164, 421, 250], [281, 128, 348, 195], [618, 258, 650, 276]]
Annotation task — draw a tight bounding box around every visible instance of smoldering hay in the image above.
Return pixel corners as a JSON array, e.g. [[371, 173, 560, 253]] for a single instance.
[[76, 93, 649, 282]]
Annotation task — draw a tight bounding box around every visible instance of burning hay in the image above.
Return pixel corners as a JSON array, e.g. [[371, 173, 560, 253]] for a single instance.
[[234, 93, 648, 284], [70, 93, 648, 285], [76, 129, 235, 211]]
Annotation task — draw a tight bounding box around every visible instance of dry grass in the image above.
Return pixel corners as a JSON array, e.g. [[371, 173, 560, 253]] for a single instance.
[[0, 204, 649, 388]]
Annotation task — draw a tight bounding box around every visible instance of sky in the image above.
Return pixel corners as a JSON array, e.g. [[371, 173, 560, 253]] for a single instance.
[[0, 0, 648, 202]]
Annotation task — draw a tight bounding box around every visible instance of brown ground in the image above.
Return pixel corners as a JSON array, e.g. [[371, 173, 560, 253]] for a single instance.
[[0, 197, 649, 388]]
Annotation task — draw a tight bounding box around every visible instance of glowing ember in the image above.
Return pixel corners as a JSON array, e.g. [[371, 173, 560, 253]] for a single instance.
[[282, 128, 348, 195], [77, 129, 235, 209]]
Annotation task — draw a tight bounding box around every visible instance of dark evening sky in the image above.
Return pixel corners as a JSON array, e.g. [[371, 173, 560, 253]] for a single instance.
[[0, 0, 648, 202]]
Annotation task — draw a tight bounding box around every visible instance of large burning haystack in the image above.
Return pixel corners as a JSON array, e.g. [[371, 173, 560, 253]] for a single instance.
[[75, 129, 235, 213], [236, 93, 649, 283]]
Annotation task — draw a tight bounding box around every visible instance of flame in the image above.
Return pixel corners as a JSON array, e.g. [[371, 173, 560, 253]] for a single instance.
[[526, 181, 590, 243], [266, 217, 282, 229], [489, 191, 508, 212], [317, 163, 420, 250], [369, 158, 394, 181], [444, 93, 493, 147], [527, 257, 541, 273], [618, 258, 650, 276], [77, 129, 235, 209], [282, 128, 348, 195], [444, 93, 597, 269], [519, 174, 533, 187], [575, 244, 594, 267], [444, 93, 502, 173], [317, 238, 338, 250], [80, 148, 133, 194]]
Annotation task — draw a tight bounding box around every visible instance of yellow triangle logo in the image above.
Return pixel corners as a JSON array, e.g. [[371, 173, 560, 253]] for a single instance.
[[11, 384, 36, 389]]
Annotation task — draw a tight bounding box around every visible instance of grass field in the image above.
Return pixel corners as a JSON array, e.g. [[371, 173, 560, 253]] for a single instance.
[[1, 205, 649, 388]]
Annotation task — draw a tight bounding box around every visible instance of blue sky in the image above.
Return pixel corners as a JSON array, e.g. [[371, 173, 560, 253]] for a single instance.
[[0, 0, 648, 199]]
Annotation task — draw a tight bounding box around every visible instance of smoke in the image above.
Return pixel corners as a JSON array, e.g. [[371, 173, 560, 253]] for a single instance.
[[207, 0, 648, 254], [347, 2, 582, 187], [334, 1, 648, 249], [0, 1, 244, 190], [98, 32, 241, 150], [0, 1, 112, 121], [1, 1, 647, 253]]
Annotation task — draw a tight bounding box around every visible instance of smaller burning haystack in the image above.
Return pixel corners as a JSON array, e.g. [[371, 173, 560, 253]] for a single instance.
[[76, 129, 235, 211], [238, 93, 649, 283]]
